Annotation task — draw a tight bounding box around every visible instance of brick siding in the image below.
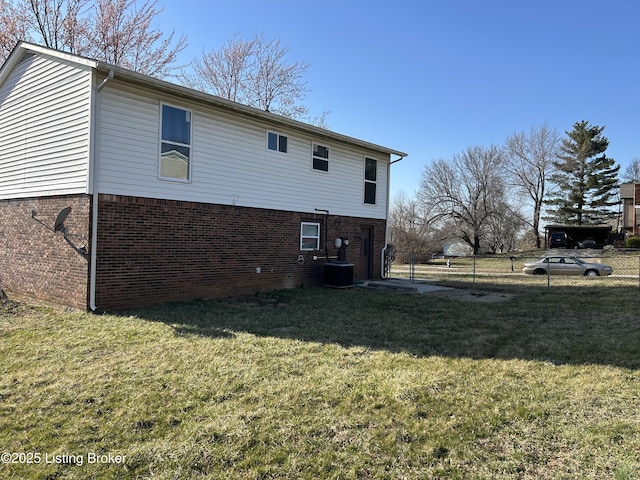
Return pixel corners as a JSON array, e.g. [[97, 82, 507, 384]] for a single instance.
[[1, 194, 387, 309], [95, 195, 386, 309], [0, 195, 91, 309]]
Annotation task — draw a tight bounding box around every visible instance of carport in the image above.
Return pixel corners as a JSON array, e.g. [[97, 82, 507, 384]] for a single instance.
[[544, 225, 612, 249]]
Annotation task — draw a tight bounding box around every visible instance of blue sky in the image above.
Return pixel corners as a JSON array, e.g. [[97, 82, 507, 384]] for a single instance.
[[159, 0, 640, 200]]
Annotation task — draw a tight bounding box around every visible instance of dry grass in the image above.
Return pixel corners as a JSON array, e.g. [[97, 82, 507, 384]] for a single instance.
[[0, 287, 639, 479]]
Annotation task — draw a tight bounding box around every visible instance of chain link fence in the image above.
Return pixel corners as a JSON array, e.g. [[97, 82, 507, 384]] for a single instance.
[[388, 249, 640, 292]]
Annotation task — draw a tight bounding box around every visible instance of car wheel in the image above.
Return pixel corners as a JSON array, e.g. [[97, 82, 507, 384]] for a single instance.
[[585, 270, 599, 277], [533, 268, 546, 275]]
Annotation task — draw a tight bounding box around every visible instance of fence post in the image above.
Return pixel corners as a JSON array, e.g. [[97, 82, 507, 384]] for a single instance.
[[547, 261, 551, 291], [473, 256, 476, 287], [410, 252, 415, 283]]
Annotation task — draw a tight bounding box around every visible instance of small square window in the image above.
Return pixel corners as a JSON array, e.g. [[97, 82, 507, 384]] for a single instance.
[[364, 182, 376, 205], [278, 135, 288, 153], [301, 222, 320, 250], [365, 158, 377, 182], [268, 131, 288, 153], [268, 132, 278, 151], [312, 143, 329, 172]]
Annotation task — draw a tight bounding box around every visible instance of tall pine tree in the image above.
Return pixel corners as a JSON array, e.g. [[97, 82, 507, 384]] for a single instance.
[[545, 121, 619, 225]]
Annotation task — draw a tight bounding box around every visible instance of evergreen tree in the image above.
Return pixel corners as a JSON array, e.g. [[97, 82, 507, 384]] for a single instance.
[[545, 121, 619, 224]]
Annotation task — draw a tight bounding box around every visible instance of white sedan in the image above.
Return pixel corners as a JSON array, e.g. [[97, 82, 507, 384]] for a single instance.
[[522, 256, 613, 276]]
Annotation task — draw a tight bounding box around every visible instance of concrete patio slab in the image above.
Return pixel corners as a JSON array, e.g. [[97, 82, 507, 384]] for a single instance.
[[358, 278, 453, 294]]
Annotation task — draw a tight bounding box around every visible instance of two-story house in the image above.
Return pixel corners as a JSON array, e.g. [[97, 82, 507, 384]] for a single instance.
[[621, 183, 640, 236], [0, 42, 406, 310]]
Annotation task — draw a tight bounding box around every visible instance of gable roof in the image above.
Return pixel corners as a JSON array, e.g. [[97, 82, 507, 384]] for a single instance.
[[1, 42, 407, 160]]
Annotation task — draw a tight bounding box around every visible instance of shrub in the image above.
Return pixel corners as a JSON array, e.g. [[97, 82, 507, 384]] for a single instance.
[[626, 236, 640, 248]]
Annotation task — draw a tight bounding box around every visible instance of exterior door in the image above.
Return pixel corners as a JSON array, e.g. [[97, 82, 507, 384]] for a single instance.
[[360, 227, 373, 280]]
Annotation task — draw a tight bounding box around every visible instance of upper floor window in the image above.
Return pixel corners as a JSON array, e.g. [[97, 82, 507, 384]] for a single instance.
[[364, 157, 377, 205], [160, 104, 191, 181], [267, 131, 288, 153], [312, 143, 329, 172]]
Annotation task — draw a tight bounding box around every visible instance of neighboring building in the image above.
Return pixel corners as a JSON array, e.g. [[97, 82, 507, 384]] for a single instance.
[[621, 183, 640, 236], [0, 42, 407, 310]]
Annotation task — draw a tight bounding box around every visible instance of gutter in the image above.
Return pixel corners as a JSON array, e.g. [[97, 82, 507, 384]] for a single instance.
[[90, 61, 408, 160], [381, 154, 406, 278], [88, 69, 114, 311]]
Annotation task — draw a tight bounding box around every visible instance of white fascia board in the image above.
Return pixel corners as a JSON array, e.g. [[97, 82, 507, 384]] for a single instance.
[[92, 63, 408, 160], [0, 41, 97, 87], [0, 41, 407, 160]]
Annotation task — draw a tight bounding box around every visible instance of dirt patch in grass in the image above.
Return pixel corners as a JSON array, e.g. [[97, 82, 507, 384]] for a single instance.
[[0, 292, 37, 316], [430, 288, 516, 303], [220, 292, 291, 308]]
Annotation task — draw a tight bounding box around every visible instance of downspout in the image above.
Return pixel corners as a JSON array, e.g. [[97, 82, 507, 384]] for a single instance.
[[89, 69, 114, 311], [381, 154, 406, 278]]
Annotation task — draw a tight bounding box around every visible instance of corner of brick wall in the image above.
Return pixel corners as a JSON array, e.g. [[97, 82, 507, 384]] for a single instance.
[[0, 195, 91, 309]]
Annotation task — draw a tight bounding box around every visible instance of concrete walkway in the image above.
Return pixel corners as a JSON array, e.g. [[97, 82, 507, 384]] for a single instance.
[[358, 277, 453, 294]]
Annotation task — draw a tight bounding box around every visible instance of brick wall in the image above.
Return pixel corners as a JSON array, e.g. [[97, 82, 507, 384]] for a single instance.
[[0, 194, 387, 310], [95, 194, 387, 309], [0, 195, 91, 309]]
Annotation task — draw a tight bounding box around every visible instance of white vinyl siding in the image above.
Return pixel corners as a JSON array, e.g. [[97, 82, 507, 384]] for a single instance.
[[0, 53, 92, 199], [97, 83, 390, 219]]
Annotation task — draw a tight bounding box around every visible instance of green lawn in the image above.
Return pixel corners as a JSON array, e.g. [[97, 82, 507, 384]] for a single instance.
[[1, 286, 639, 479]]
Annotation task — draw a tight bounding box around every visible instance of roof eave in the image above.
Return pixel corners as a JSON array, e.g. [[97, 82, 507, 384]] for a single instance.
[[1, 41, 407, 159], [93, 63, 407, 159]]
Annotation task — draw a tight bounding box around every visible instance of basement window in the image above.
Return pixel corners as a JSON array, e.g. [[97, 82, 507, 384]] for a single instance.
[[300, 222, 320, 250], [160, 104, 191, 181]]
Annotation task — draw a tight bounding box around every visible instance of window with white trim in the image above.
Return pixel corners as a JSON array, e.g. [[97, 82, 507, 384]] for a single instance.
[[312, 143, 329, 172], [160, 104, 191, 181], [300, 222, 320, 250], [364, 157, 377, 205], [267, 131, 288, 153]]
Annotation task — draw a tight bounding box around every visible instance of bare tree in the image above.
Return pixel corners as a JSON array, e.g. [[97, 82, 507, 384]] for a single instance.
[[503, 124, 560, 248], [622, 157, 640, 183], [27, 0, 64, 49], [418, 146, 513, 254], [0, 0, 30, 61], [246, 35, 308, 116], [389, 191, 431, 260], [485, 200, 526, 253], [60, 0, 89, 54], [186, 34, 255, 103], [88, 0, 186, 77], [20, 0, 93, 54], [4, 0, 186, 77], [186, 34, 319, 122]]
